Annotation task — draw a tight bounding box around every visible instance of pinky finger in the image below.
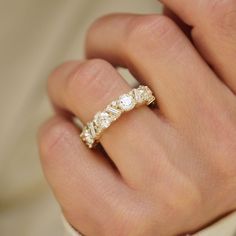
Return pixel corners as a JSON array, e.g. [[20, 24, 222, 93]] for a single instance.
[[38, 115, 131, 235]]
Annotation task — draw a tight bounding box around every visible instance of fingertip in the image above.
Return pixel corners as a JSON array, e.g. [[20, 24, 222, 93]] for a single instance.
[[49, 60, 82, 82], [47, 61, 83, 106]]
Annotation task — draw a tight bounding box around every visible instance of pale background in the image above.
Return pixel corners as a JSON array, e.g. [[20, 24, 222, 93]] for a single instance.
[[0, 1, 235, 236]]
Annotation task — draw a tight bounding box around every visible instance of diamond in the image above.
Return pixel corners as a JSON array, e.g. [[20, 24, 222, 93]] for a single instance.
[[142, 86, 155, 104], [106, 105, 121, 120], [88, 122, 96, 138], [111, 101, 117, 106], [135, 85, 155, 104], [134, 88, 145, 103], [118, 94, 135, 111], [80, 85, 155, 148], [82, 129, 94, 146], [94, 112, 111, 129]]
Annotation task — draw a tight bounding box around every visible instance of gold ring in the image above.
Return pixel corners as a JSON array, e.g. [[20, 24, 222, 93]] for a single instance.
[[80, 85, 156, 148]]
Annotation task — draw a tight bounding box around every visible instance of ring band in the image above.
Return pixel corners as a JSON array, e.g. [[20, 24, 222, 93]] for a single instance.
[[80, 85, 156, 148]]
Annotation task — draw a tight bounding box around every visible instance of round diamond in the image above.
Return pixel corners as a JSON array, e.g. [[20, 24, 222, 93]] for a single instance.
[[118, 94, 135, 111], [95, 112, 111, 129], [111, 101, 117, 106]]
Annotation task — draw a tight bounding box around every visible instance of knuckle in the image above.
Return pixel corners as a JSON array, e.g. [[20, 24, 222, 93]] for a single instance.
[[126, 15, 174, 39], [48, 61, 79, 86], [65, 59, 115, 101], [202, 103, 236, 178], [110, 212, 144, 235], [161, 183, 202, 221], [124, 15, 185, 59], [109, 215, 134, 235], [215, 125, 236, 176], [208, 0, 236, 16], [207, 0, 236, 35], [104, 201, 152, 236]]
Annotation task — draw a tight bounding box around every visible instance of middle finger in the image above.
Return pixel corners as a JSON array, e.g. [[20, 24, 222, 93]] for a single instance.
[[86, 14, 232, 127]]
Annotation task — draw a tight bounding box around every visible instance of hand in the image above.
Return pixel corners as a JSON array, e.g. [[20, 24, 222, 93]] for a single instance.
[[38, 1, 236, 235]]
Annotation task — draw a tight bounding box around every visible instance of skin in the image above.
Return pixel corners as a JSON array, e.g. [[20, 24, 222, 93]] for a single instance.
[[38, 1, 236, 235]]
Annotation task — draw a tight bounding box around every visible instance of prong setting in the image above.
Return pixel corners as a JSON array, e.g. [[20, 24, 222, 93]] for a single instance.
[[80, 85, 156, 148]]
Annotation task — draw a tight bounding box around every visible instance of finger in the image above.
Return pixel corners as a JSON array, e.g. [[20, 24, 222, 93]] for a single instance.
[[38, 115, 135, 235], [86, 13, 232, 127], [47, 59, 169, 188], [163, 6, 192, 39], [160, 0, 236, 94]]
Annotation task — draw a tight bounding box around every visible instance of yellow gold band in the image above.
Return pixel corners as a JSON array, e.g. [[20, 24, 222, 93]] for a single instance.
[[80, 85, 156, 148]]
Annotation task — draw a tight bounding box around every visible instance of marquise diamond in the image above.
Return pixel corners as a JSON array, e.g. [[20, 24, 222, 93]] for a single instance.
[[106, 105, 121, 120]]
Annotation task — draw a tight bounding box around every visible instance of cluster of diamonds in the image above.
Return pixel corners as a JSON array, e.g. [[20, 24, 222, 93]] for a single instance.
[[80, 85, 155, 148]]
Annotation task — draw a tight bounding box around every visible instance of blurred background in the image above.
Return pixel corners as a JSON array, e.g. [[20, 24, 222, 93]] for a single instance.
[[0, 1, 160, 235]]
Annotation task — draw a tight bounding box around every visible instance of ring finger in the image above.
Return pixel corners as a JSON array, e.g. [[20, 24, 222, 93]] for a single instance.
[[47, 59, 170, 188]]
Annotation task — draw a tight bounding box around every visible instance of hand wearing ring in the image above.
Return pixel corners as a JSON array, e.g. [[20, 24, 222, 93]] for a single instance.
[[38, 2, 236, 236]]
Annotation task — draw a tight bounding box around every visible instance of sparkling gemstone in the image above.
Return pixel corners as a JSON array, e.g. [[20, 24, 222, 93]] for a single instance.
[[88, 122, 96, 138], [134, 88, 145, 103], [94, 112, 111, 129], [106, 105, 121, 120], [83, 129, 94, 145], [111, 101, 117, 106], [145, 87, 152, 97], [118, 94, 135, 111]]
